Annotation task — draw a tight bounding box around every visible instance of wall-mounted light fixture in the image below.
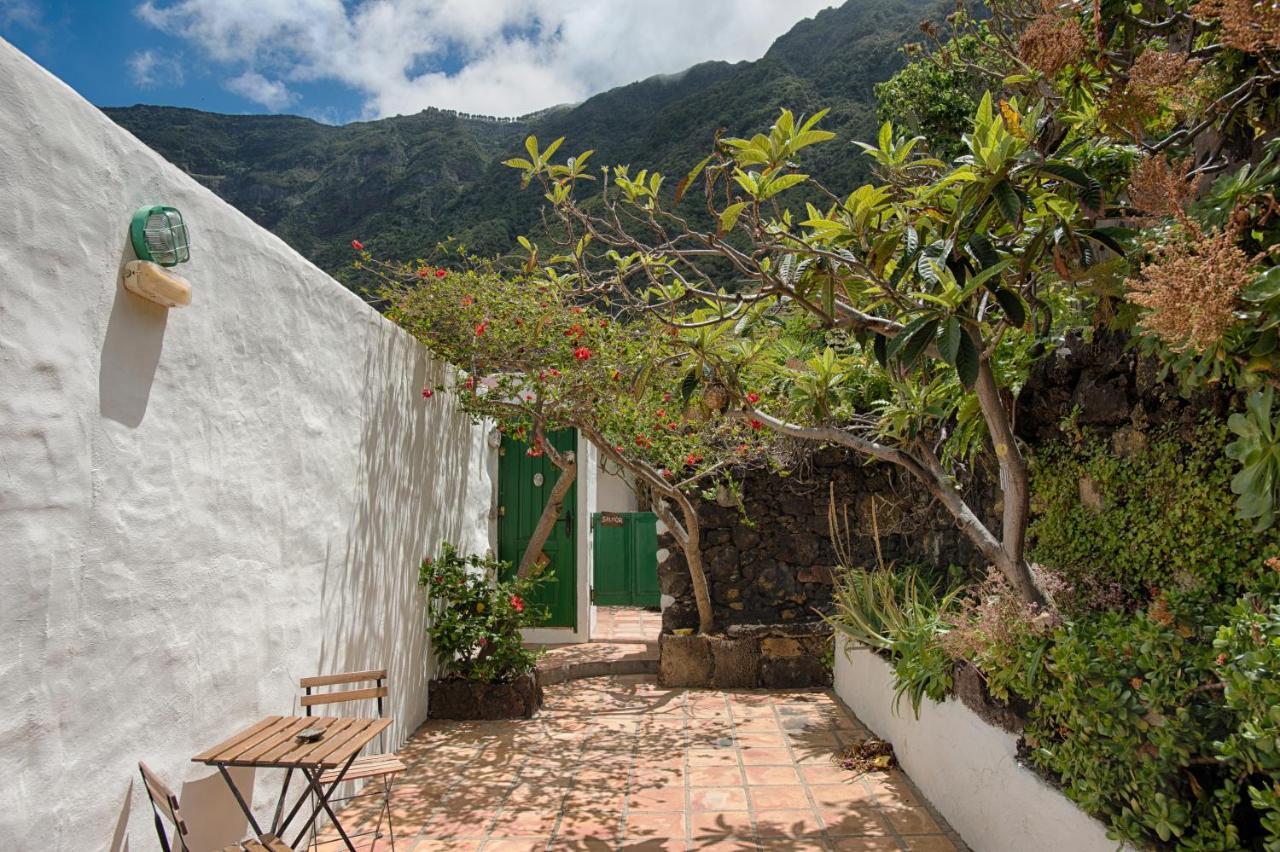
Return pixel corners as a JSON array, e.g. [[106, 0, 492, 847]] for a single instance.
[[123, 205, 192, 308]]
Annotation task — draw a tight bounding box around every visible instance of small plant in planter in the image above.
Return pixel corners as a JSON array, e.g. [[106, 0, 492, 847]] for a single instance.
[[420, 542, 550, 719]]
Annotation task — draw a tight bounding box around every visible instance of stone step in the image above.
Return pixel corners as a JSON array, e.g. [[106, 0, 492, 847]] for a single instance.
[[530, 641, 659, 685]]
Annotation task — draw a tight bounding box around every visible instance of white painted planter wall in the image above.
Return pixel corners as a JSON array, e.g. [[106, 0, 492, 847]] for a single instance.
[[0, 38, 493, 851], [833, 636, 1124, 852]]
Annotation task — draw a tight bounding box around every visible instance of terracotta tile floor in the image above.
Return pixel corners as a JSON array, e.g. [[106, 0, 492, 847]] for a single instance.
[[592, 607, 663, 643], [316, 675, 965, 852]]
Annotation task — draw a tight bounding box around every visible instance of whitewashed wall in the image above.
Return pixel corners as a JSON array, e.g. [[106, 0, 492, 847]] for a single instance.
[[0, 39, 492, 851], [834, 637, 1124, 852]]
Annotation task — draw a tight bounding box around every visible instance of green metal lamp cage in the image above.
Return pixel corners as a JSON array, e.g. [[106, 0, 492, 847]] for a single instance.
[[130, 205, 190, 267]]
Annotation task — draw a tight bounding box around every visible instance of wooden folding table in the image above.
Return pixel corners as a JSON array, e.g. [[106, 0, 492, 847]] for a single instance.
[[193, 714, 392, 851]]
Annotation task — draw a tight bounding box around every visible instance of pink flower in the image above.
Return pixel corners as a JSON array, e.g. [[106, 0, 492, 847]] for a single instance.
[[510, 594, 525, 613], [746, 392, 760, 404], [573, 347, 592, 361], [749, 418, 763, 431], [660, 468, 672, 479], [464, 377, 475, 390], [422, 387, 434, 399], [478, 637, 488, 648], [351, 239, 364, 251]]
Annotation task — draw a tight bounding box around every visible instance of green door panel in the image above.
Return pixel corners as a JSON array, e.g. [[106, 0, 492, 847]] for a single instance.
[[497, 429, 577, 628], [591, 511, 659, 608]]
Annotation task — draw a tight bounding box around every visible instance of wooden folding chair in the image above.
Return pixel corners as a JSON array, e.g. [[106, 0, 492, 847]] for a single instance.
[[138, 761, 292, 852], [300, 669, 406, 850]]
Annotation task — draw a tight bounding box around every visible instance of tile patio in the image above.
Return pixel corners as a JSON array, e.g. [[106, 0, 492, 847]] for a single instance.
[[315, 674, 964, 852]]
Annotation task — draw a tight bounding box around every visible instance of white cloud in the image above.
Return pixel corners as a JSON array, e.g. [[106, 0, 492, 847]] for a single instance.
[[133, 0, 836, 118], [128, 49, 186, 88], [0, 0, 42, 31], [225, 70, 297, 109]]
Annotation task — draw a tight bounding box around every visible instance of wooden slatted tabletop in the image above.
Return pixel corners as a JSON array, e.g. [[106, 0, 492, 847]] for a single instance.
[[192, 716, 391, 769]]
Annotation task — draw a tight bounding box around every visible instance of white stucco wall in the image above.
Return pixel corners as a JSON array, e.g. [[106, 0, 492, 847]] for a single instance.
[[0, 38, 492, 852], [833, 637, 1123, 852], [596, 457, 638, 513]]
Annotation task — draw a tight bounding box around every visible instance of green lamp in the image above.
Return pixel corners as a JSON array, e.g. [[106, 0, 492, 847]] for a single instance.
[[123, 205, 193, 307], [129, 205, 190, 267]]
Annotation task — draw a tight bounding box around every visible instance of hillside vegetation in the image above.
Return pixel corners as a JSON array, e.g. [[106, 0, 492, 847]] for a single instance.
[[106, 0, 938, 287]]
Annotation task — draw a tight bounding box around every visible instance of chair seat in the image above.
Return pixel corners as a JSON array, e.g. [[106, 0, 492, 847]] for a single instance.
[[319, 753, 406, 785], [241, 834, 292, 852]]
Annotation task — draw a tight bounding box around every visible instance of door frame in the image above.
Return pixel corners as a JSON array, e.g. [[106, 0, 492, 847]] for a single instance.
[[514, 432, 595, 645]]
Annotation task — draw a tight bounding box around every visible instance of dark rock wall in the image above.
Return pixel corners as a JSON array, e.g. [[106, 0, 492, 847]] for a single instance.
[[658, 449, 996, 631]]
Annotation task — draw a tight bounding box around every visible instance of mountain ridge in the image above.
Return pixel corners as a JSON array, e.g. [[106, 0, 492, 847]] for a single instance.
[[105, 0, 940, 287]]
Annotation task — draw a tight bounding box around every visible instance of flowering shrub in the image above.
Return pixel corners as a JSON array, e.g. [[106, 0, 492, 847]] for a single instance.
[[419, 542, 548, 682]]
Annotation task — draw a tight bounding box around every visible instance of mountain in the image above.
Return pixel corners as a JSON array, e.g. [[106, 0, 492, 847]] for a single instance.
[[105, 0, 939, 288]]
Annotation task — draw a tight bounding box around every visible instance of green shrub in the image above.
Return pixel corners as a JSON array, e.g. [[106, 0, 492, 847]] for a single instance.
[[420, 542, 549, 682], [1028, 424, 1280, 601], [829, 567, 962, 716]]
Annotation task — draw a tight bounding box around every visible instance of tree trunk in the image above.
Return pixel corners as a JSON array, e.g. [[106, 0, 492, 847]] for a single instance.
[[578, 425, 715, 632], [655, 497, 714, 635], [515, 443, 577, 580]]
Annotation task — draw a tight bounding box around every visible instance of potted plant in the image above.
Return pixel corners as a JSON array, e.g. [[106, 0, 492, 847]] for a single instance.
[[421, 542, 549, 719]]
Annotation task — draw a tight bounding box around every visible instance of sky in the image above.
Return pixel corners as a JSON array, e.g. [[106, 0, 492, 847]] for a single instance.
[[1, 0, 836, 124]]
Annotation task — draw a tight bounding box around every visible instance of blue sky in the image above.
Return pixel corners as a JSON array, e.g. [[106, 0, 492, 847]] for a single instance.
[[0, 1, 835, 124]]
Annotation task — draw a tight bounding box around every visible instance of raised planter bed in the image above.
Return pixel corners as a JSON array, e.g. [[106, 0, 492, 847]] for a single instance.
[[427, 672, 542, 720], [833, 635, 1128, 852], [658, 622, 832, 689]]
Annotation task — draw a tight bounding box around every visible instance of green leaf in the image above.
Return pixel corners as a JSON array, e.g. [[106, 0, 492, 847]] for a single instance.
[[899, 319, 938, 368], [955, 327, 979, 387], [872, 333, 888, 368], [674, 154, 713, 206], [992, 287, 1027, 327], [938, 317, 962, 366], [720, 202, 748, 234], [993, 180, 1021, 225]]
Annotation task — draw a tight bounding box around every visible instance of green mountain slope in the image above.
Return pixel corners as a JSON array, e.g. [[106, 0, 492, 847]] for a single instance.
[[105, 0, 938, 286]]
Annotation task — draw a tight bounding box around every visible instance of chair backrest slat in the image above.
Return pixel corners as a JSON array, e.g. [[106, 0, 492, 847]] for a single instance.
[[299, 685, 388, 708], [139, 762, 187, 851], [300, 669, 387, 689]]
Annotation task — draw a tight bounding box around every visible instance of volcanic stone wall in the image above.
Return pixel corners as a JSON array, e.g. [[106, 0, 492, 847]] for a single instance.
[[658, 448, 994, 632]]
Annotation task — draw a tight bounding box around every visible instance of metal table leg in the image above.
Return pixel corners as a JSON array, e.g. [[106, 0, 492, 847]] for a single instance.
[[289, 754, 359, 851], [216, 764, 264, 838]]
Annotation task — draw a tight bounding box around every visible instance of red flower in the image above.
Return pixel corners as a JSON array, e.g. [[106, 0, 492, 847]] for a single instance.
[[351, 239, 364, 251], [478, 637, 488, 648], [599, 318, 609, 328], [667, 421, 678, 431], [417, 268, 430, 278], [662, 393, 671, 402], [736, 442, 750, 454], [475, 320, 488, 336], [435, 268, 447, 279], [549, 368, 561, 377], [746, 392, 760, 404], [461, 295, 474, 306], [565, 323, 585, 339], [464, 376, 475, 390], [685, 453, 702, 465], [510, 594, 525, 613], [656, 409, 666, 418], [421, 387, 434, 399], [526, 447, 542, 457], [660, 468, 672, 479], [573, 347, 592, 361], [749, 418, 763, 431], [635, 435, 651, 448], [571, 306, 584, 314]]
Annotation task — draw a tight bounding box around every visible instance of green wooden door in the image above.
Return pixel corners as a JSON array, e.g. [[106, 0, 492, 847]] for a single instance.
[[591, 512, 659, 607], [497, 429, 577, 628]]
